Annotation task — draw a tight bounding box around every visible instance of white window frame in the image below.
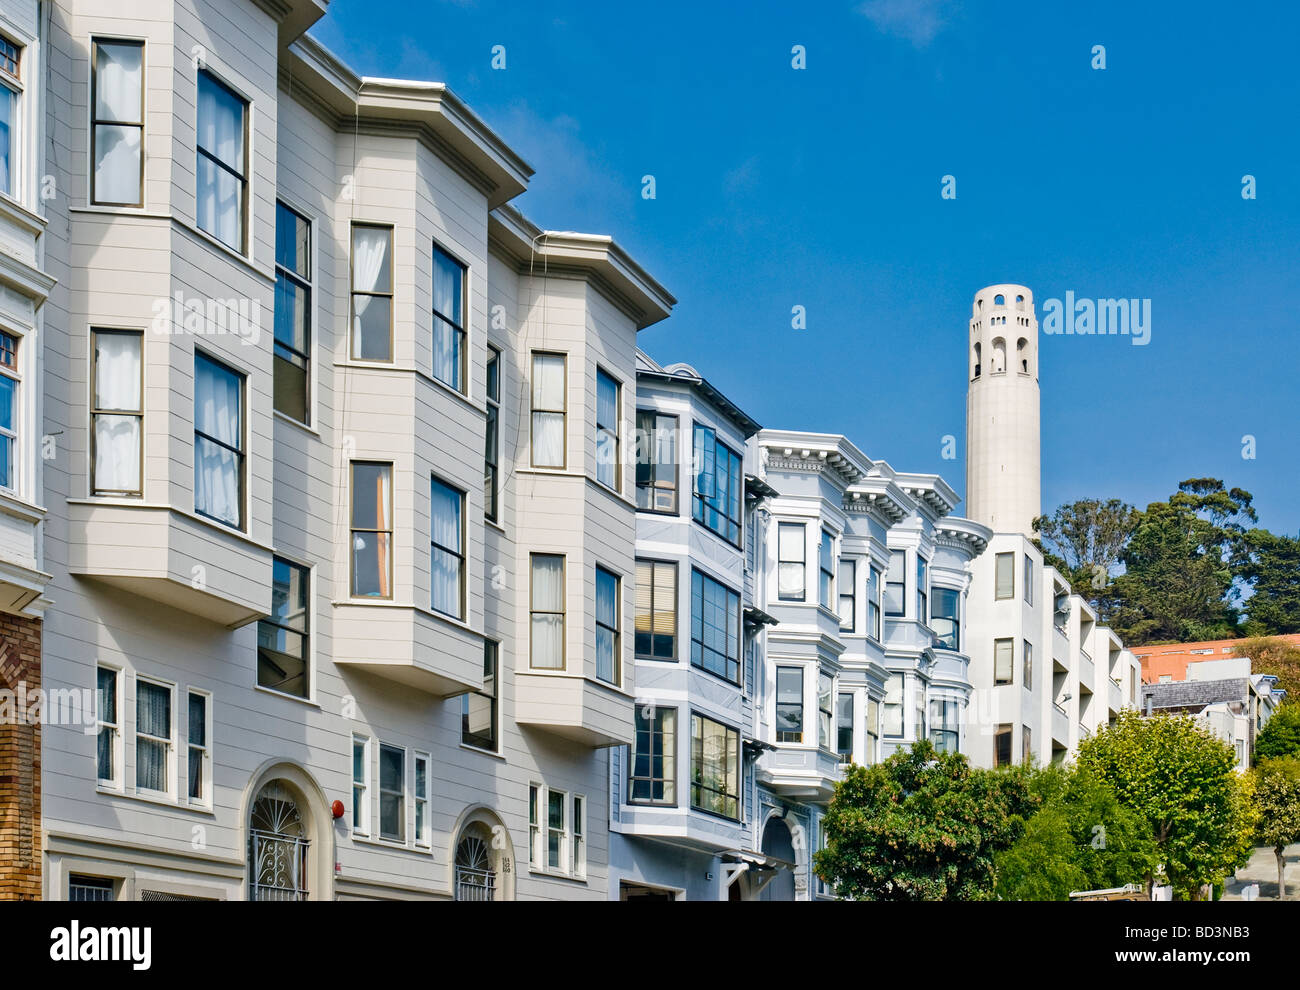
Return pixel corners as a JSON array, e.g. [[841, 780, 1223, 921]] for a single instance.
[[377, 742, 406, 844], [413, 751, 431, 849], [351, 734, 371, 836], [95, 663, 123, 789], [133, 674, 176, 799], [0, 326, 21, 496], [529, 782, 582, 879], [185, 688, 212, 808], [0, 30, 23, 203], [572, 794, 586, 879]]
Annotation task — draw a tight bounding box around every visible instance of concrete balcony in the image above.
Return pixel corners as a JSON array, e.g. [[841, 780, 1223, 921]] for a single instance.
[[333, 603, 483, 697], [615, 804, 746, 852], [1052, 622, 1070, 665], [757, 745, 841, 803], [1051, 703, 1070, 747], [1108, 678, 1123, 714], [0, 492, 50, 615], [930, 649, 971, 688], [1078, 649, 1095, 688], [515, 671, 634, 747], [883, 617, 936, 655], [66, 500, 271, 627]]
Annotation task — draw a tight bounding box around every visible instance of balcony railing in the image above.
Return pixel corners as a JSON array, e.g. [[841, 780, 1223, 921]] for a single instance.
[[455, 866, 496, 901]]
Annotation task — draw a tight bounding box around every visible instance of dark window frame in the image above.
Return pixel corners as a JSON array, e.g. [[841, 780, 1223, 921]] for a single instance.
[[462, 640, 499, 752], [634, 558, 677, 661], [628, 705, 677, 806], [431, 241, 468, 393], [689, 567, 742, 686], [193, 350, 246, 530], [194, 68, 249, 254], [691, 424, 742, 547], [429, 474, 466, 620], [635, 409, 678, 513], [257, 555, 311, 699], [689, 711, 740, 821], [273, 200, 312, 423]]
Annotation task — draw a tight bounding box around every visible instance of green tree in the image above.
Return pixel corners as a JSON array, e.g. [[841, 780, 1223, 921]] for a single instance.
[[1076, 711, 1256, 899], [815, 741, 1038, 901], [1032, 498, 1139, 622], [995, 768, 1159, 900], [1236, 636, 1300, 703], [1255, 704, 1300, 762], [1109, 479, 1256, 645], [1240, 530, 1300, 635], [1251, 756, 1300, 898]]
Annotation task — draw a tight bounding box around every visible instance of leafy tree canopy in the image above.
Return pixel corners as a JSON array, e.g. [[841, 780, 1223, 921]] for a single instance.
[[1251, 756, 1300, 898], [1255, 703, 1300, 762], [1033, 498, 1139, 622], [1240, 530, 1300, 636]]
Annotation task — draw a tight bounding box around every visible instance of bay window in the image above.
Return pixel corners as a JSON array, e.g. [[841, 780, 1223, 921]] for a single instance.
[[274, 201, 311, 421], [595, 565, 620, 685], [868, 564, 881, 639], [1024, 553, 1034, 604], [350, 224, 393, 361], [690, 712, 739, 820], [193, 352, 244, 528], [257, 557, 310, 698], [630, 706, 676, 805], [932, 586, 960, 651], [429, 476, 465, 619], [883, 673, 903, 737], [994, 637, 1014, 685], [914, 681, 925, 741], [818, 671, 834, 750], [595, 368, 620, 490], [865, 698, 879, 764], [378, 744, 405, 842], [690, 568, 740, 684], [634, 559, 676, 660], [485, 346, 500, 520], [0, 330, 18, 492], [135, 678, 173, 795], [462, 640, 499, 751], [777, 522, 805, 600], [91, 329, 143, 495], [91, 39, 144, 207], [775, 666, 803, 743], [837, 692, 854, 762], [994, 724, 1013, 767], [929, 698, 959, 753], [432, 244, 466, 392], [195, 69, 247, 252], [917, 555, 928, 622], [819, 529, 834, 609], [530, 352, 566, 467], [1023, 639, 1033, 690], [529, 553, 565, 669], [995, 552, 1014, 600], [350, 462, 393, 598], [635, 410, 677, 512], [885, 550, 905, 617], [0, 36, 19, 198], [838, 558, 855, 631], [691, 424, 742, 545]]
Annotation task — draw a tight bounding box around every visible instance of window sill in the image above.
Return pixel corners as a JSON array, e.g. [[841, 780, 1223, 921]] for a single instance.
[[484, 517, 506, 535], [177, 219, 273, 282], [0, 487, 46, 523], [331, 598, 482, 639], [65, 498, 274, 553], [253, 684, 320, 708], [273, 409, 320, 437], [69, 204, 170, 222], [459, 742, 505, 761], [351, 834, 431, 855], [528, 867, 588, 884], [96, 785, 215, 816], [0, 192, 47, 233]]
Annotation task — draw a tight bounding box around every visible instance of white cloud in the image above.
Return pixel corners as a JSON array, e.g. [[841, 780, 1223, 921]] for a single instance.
[[857, 0, 956, 47]]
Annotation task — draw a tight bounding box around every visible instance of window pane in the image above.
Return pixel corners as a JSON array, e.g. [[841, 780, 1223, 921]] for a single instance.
[[995, 553, 1014, 599], [596, 567, 618, 684], [93, 124, 141, 204], [351, 226, 391, 361], [196, 71, 245, 172], [430, 477, 463, 617], [351, 463, 392, 529], [95, 42, 143, 122], [0, 89, 12, 197], [195, 153, 242, 250], [995, 638, 1013, 685]]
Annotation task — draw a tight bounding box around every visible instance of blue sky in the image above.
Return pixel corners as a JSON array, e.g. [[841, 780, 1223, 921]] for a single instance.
[[313, 0, 1300, 534]]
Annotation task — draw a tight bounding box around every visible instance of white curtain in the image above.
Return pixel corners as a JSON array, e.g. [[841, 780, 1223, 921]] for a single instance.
[[432, 251, 461, 387], [94, 333, 142, 492], [595, 569, 616, 683], [194, 356, 241, 526], [596, 375, 617, 487], [530, 555, 564, 668], [531, 354, 565, 466], [135, 681, 169, 792], [430, 478, 461, 615], [351, 227, 390, 358], [94, 42, 143, 204], [196, 72, 244, 248]]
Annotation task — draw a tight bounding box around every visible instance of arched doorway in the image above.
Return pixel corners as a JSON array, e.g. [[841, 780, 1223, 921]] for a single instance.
[[760, 817, 796, 901], [249, 781, 310, 901], [450, 807, 516, 901]]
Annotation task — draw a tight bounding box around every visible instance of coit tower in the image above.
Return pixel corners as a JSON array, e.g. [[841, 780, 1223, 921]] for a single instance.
[[965, 284, 1040, 537]]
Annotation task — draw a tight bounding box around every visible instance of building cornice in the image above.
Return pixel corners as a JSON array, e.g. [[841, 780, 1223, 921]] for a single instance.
[[934, 516, 992, 556], [758, 431, 875, 489]]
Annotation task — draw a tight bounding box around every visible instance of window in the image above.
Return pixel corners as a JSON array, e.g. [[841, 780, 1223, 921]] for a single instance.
[[351, 735, 370, 834], [690, 568, 740, 685], [273, 201, 311, 422], [1022, 727, 1033, 765], [634, 559, 677, 660], [257, 557, 310, 698], [91, 39, 144, 207], [350, 462, 393, 598], [90, 329, 142, 495], [595, 566, 620, 685], [350, 224, 393, 361], [883, 673, 903, 737], [867, 565, 881, 639], [529, 553, 565, 669], [932, 587, 960, 651], [635, 410, 677, 512], [135, 678, 172, 795], [195, 69, 248, 252], [430, 476, 465, 619], [818, 671, 834, 750], [775, 666, 803, 743], [994, 724, 1013, 767], [530, 352, 566, 467], [529, 784, 579, 876], [914, 682, 925, 741], [547, 789, 567, 872], [994, 638, 1014, 685], [573, 795, 586, 878], [96, 666, 120, 785], [777, 522, 805, 601], [595, 369, 620, 491], [431, 244, 466, 392], [690, 712, 739, 820], [0, 36, 20, 198], [193, 352, 244, 528], [1023, 640, 1033, 690], [414, 753, 430, 846], [838, 559, 855, 632], [819, 530, 835, 609], [865, 698, 879, 764], [929, 698, 959, 753], [995, 552, 1014, 600], [836, 692, 854, 762], [462, 640, 498, 751], [885, 550, 905, 617], [0, 330, 16, 492], [692, 425, 742, 545], [529, 785, 541, 868], [484, 346, 500, 521], [379, 744, 405, 842], [916, 556, 928, 623], [1023, 553, 1033, 604], [187, 691, 209, 805], [69, 876, 115, 902], [630, 706, 676, 805]]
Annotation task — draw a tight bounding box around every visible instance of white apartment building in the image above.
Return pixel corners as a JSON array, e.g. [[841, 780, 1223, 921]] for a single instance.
[[34, 0, 678, 901], [963, 285, 1142, 768]]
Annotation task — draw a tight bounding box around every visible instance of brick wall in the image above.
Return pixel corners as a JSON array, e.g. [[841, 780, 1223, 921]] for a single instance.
[[0, 612, 41, 900]]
